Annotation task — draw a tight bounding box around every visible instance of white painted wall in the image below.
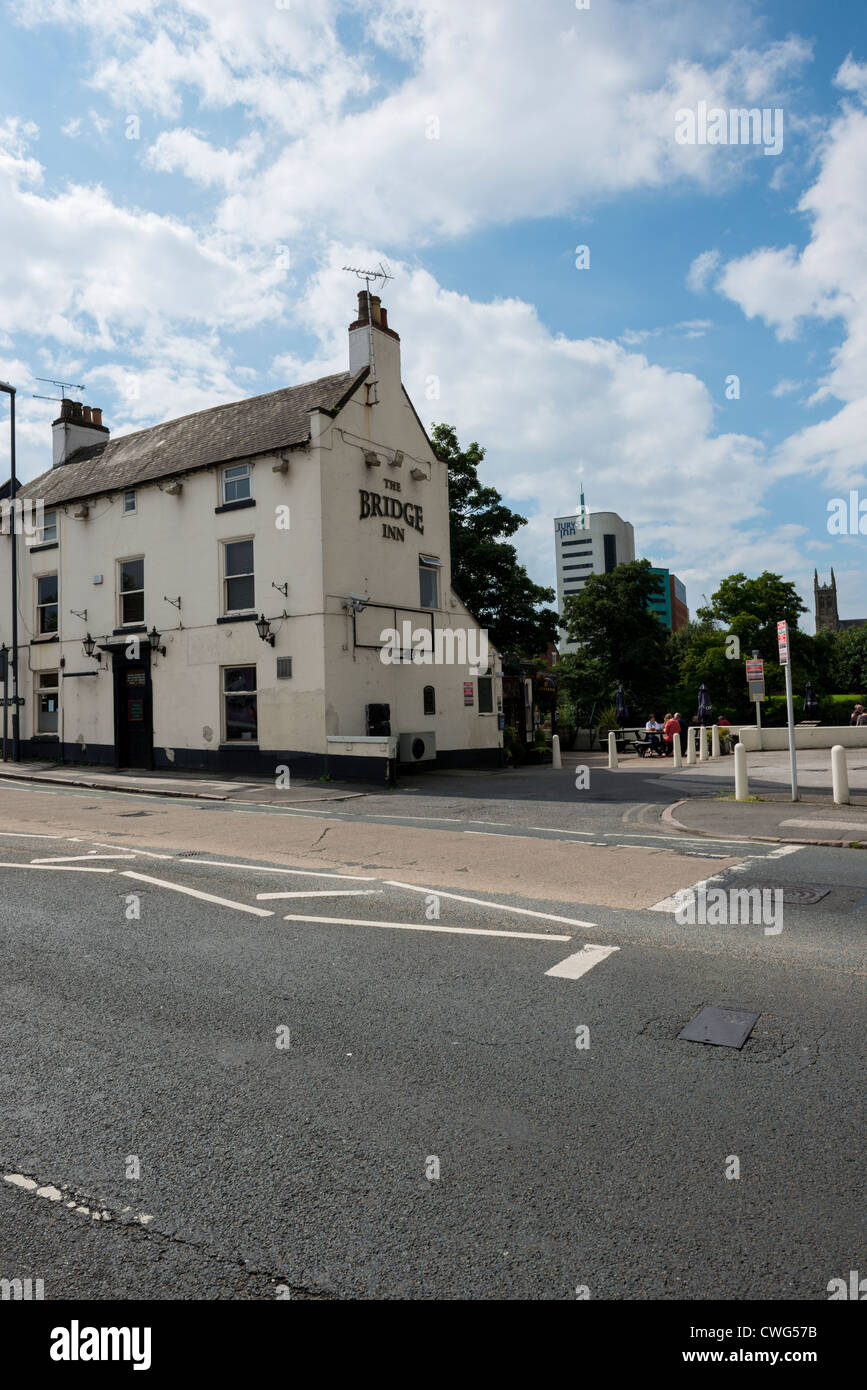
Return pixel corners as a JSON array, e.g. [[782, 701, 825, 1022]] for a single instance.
[[736, 725, 867, 751]]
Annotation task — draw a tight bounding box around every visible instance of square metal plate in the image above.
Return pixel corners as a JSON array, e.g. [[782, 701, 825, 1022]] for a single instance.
[[678, 1006, 760, 1049]]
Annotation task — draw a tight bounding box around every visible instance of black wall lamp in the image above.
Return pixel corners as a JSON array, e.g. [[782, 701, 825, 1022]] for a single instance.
[[256, 614, 276, 646], [148, 626, 166, 657], [82, 633, 98, 659]]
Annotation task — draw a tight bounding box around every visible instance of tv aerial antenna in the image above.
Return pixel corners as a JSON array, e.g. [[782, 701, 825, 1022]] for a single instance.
[[32, 375, 86, 403], [342, 262, 393, 406]]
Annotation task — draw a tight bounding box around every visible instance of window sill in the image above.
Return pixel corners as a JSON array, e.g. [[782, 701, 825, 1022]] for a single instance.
[[215, 498, 255, 514], [113, 626, 147, 636], [32, 733, 59, 742], [28, 542, 59, 554], [219, 743, 259, 750], [217, 613, 258, 625], [33, 633, 59, 643]]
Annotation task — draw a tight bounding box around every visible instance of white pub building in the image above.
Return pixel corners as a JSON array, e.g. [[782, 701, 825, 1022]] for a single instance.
[[1, 295, 502, 781]]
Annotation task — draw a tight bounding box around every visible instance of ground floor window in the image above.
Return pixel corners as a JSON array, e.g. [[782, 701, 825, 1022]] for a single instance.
[[36, 670, 59, 733], [477, 675, 494, 714], [222, 665, 258, 743]]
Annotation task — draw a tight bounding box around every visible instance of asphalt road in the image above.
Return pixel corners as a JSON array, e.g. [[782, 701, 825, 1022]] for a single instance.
[[0, 782, 864, 1301]]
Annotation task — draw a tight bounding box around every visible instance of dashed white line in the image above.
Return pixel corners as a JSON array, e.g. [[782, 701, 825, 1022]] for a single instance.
[[256, 889, 383, 901], [282, 913, 571, 941], [30, 853, 136, 864], [545, 944, 621, 979], [179, 859, 377, 881], [120, 871, 274, 917], [383, 881, 597, 928], [0, 861, 114, 873]]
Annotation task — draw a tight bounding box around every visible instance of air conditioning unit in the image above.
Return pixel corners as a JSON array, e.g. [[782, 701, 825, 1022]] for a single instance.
[[366, 702, 391, 737], [399, 731, 436, 763]]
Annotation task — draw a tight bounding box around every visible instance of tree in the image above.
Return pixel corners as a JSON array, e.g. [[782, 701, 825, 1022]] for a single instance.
[[559, 560, 670, 713], [430, 423, 559, 655], [696, 572, 807, 658], [833, 626, 867, 692]]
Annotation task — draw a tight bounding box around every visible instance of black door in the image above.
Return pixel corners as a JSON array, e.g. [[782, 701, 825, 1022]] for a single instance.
[[112, 648, 153, 769]]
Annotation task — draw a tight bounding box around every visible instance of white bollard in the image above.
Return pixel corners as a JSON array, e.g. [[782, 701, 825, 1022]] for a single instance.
[[831, 745, 850, 805], [699, 725, 708, 761], [552, 734, 562, 770], [672, 733, 682, 768], [686, 727, 696, 765], [711, 724, 720, 759], [608, 731, 618, 770], [734, 742, 749, 801]]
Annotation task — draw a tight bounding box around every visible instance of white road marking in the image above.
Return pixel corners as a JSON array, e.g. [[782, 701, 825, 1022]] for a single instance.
[[256, 889, 383, 900], [781, 818, 867, 832], [283, 913, 571, 941], [91, 842, 176, 859], [30, 853, 137, 863], [120, 871, 274, 917], [768, 844, 806, 857], [0, 830, 57, 839], [179, 859, 377, 881], [384, 880, 597, 928], [545, 944, 621, 979], [3, 1173, 153, 1225], [649, 870, 732, 913], [0, 861, 114, 873]]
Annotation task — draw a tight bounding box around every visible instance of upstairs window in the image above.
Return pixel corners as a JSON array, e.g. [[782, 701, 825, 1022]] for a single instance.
[[41, 510, 58, 545], [419, 555, 441, 609], [119, 557, 144, 626], [123, 490, 137, 514], [37, 574, 58, 635], [222, 463, 251, 505], [223, 538, 255, 614]]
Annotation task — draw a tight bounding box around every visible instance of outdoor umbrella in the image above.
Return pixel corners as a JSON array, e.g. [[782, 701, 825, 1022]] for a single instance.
[[697, 684, 712, 724], [615, 685, 630, 727], [803, 681, 819, 719]]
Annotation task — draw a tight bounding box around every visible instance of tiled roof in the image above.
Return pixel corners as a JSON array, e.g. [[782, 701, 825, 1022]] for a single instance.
[[19, 368, 368, 506]]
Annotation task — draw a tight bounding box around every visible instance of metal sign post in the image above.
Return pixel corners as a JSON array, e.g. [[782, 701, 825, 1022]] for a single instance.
[[777, 621, 799, 802], [746, 653, 765, 751]]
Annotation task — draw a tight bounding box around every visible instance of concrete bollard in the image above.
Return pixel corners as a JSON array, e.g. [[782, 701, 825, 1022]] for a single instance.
[[686, 727, 696, 765], [699, 725, 708, 761], [711, 724, 720, 759], [734, 742, 749, 801], [552, 734, 562, 770], [672, 734, 682, 768], [831, 744, 850, 805], [608, 731, 618, 770]]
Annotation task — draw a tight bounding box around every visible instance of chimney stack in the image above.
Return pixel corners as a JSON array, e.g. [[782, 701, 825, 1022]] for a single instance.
[[52, 397, 110, 468], [348, 292, 401, 381]]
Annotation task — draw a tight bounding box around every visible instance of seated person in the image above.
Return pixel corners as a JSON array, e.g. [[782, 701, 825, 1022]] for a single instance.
[[662, 713, 679, 755], [645, 714, 662, 751], [851, 704, 865, 726]]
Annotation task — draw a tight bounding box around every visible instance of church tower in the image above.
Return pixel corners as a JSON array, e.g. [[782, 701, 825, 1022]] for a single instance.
[[814, 569, 840, 632]]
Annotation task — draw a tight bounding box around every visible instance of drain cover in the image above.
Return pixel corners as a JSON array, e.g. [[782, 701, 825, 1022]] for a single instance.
[[740, 883, 831, 906], [678, 1006, 760, 1049]]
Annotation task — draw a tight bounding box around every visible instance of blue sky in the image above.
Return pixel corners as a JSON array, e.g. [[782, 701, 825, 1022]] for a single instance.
[[1, 0, 865, 630]]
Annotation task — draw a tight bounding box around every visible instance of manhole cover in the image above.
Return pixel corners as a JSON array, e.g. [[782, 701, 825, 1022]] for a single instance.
[[741, 883, 831, 906], [678, 1006, 760, 1049]]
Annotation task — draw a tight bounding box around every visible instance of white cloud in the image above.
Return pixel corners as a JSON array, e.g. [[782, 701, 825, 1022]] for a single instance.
[[144, 129, 264, 189], [715, 66, 867, 489], [271, 249, 812, 611], [687, 249, 721, 293]]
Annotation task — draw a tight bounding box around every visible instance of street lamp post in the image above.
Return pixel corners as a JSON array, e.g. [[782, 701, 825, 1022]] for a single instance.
[[0, 381, 19, 762]]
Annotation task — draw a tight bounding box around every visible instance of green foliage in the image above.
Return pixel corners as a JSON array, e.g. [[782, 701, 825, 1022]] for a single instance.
[[832, 626, 867, 692], [696, 572, 807, 656], [431, 423, 560, 656], [560, 560, 670, 714]]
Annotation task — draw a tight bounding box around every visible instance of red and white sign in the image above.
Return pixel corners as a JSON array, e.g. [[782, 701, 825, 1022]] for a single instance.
[[463, 681, 474, 706], [777, 620, 789, 665], [745, 659, 764, 681]]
